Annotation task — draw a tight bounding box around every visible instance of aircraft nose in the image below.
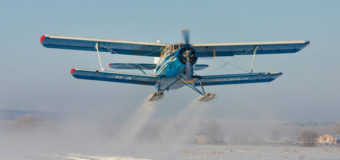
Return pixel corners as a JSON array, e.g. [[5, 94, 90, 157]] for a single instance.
[[178, 47, 197, 64]]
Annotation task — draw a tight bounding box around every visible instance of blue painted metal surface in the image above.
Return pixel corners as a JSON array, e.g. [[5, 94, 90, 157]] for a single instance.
[[41, 35, 166, 57], [41, 35, 309, 57], [195, 72, 282, 86], [193, 41, 310, 57], [71, 69, 158, 85]]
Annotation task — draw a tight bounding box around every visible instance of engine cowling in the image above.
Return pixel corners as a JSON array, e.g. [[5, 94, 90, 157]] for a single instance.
[[178, 47, 197, 80], [178, 47, 197, 65]]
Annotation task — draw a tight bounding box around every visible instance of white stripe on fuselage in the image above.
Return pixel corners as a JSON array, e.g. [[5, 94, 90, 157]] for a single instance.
[[156, 56, 176, 75]]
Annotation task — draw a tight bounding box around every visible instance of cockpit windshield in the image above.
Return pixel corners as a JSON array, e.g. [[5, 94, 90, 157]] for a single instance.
[[172, 43, 184, 50], [163, 43, 185, 57]]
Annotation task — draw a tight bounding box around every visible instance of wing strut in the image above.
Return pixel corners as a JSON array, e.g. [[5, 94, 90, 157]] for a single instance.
[[99, 43, 147, 75], [95, 42, 104, 71], [250, 46, 258, 73]]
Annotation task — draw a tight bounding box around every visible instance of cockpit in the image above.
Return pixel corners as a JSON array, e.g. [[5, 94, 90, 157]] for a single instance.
[[171, 43, 185, 51], [163, 43, 185, 57]]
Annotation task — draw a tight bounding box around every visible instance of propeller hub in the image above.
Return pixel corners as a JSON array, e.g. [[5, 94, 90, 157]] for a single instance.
[[178, 47, 197, 65]]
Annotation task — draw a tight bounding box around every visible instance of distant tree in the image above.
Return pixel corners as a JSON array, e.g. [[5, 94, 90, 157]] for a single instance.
[[298, 129, 318, 146]]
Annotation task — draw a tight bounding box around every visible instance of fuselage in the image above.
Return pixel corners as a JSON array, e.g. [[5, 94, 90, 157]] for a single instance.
[[154, 44, 197, 91], [155, 50, 184, 77]]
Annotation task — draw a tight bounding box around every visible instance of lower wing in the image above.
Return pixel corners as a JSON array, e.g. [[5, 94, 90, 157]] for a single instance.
[[70, 69, 159, 85], [70, 69, 281, 86], [194, 72, 282, 86]]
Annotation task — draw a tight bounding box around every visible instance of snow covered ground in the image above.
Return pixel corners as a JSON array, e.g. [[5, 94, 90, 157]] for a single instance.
[[3, 145, 339, 160], [2, 108, 340, 160], [178, 145, 340, 160]]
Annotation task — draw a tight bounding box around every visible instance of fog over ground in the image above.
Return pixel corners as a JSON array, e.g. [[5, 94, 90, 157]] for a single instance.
[[0, 100, 210, 159], [1, 100, 339, 160]]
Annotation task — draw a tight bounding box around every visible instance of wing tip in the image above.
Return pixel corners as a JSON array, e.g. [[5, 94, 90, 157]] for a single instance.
[[70, 68, 76, 75], [299, 41, 310, 51], [40, 35, 46, 44]]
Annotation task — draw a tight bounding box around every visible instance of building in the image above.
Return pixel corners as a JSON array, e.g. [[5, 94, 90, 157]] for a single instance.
[[195, 135, 209, 144], [316, 134, 340, 145]]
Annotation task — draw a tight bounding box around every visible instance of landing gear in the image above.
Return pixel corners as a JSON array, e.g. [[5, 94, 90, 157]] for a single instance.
[[181, 78, 216, 102], [148, 91, 164, 101], [149, 78, 216, 102], [198, 93, 216, 102]]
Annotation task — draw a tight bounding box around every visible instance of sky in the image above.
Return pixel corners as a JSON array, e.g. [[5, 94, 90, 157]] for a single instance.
[[0, 0, 339, 121]]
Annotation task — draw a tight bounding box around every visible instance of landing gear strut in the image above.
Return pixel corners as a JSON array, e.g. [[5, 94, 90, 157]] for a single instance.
[[181, 78, 216, 102]]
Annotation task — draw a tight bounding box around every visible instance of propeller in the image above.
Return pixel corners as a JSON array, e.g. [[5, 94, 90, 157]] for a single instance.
[[182, 29, 190, 45], [180, 29, 195, 80], [185, 58, 193, 80]]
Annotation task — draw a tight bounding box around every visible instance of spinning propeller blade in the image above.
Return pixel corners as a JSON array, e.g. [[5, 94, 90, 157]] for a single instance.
[[182, 29, 190, 45], [181, 29, 194, 80], [185, 59, 193, 80]]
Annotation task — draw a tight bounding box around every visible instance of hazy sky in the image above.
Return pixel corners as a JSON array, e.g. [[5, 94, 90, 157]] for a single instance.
[[0, 0, 339, 121]]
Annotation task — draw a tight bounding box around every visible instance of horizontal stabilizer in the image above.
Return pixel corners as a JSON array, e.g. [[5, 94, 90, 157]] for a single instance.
[[108, 63, 157, 70], [195, 64, 209, 70], [70, 68, 159, 85], [195, 72, 282, 86], [108, 63, 208, 70]]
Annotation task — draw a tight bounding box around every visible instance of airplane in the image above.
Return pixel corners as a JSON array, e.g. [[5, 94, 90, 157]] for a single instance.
[[40, 30, 310, 102]]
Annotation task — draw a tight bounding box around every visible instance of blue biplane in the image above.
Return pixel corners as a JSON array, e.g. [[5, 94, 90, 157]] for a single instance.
[[40, 30, 309, 101]]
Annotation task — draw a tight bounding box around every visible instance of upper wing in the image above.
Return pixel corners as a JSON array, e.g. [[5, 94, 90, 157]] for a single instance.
[[71, 69, 159, 85], [192, 41, 310, 57], [40, 35, 167, 57], [194, 72, 282, 86]]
